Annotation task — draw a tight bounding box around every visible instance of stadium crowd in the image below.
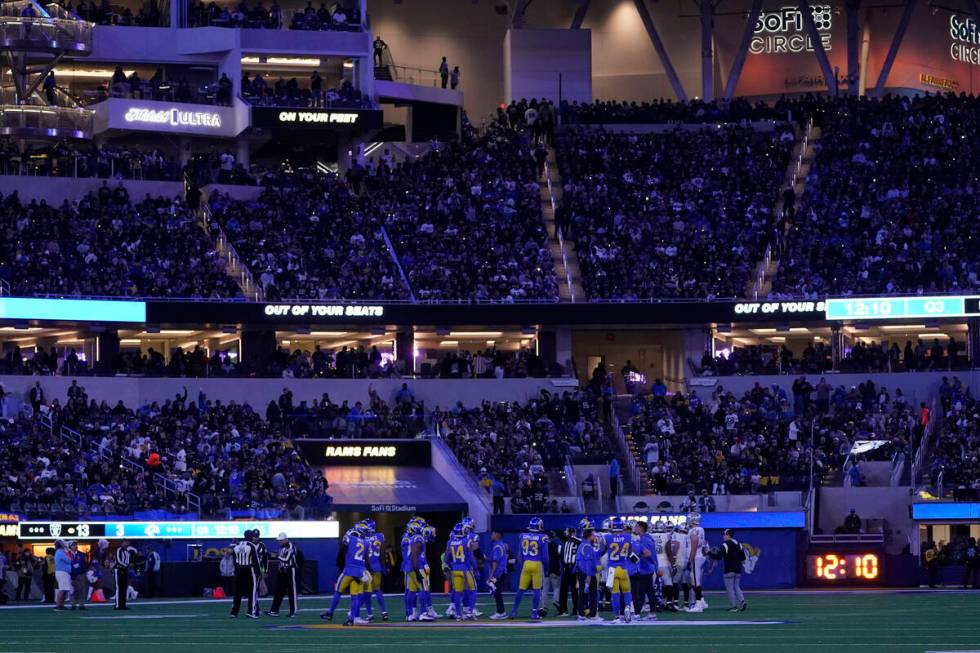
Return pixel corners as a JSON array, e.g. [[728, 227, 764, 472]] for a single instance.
[[557, 124, 794, 299], [364, 125, 558, 302], [0, 190, 240, 298], [437, 388, 613, 513], [0, 141, 181, 181], [558, 97, 796, 124], [241, 74, 372, 108], [209, 173, 406, 301], [187, 0, 360, 29], [0, 384, 333, 517], [700, 337, 968, 376], [628, 378, 919, 494], [929, 377, 979, 495], [771, 93, 980, 298]]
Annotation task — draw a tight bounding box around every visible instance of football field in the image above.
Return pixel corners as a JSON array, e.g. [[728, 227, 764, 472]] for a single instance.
[[2, 590, 978, 652]]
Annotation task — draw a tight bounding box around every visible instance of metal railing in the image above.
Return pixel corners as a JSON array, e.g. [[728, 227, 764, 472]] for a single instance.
[[0, 278, 9, 296], [889, 451, 906, 487], [0, 15, 94, 49], [380, 224, 416, 302], [39, 415, 201, 513], [0, 105, 93, 138], [911, 397, 938, 489], [429, 430, 492, 515], [200, 202, 263, 301], [750, 117, 812, 300], [390, 65, 445, 88], [609, 405, 641, 495], [750, 243, 772, 300], [563, 456, 578, 497], [544, 158, 575, 302], [810, 533, 884, 545]]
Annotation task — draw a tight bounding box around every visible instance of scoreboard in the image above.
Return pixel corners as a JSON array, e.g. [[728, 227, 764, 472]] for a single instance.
[[806, 552, 881, 582], [826, 295, 980, 321], [18, 520, 339, 540]]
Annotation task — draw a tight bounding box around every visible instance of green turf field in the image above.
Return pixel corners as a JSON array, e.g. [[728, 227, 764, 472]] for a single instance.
[[2, 590, 979, 652]]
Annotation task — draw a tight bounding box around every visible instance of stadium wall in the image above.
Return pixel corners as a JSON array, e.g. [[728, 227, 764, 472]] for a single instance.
[[818, 486, 916, 555], [504, 28, 592, 105], [687, 370, 980, 407], [486, 514, 800, 590], [0, 376, 555, 413], [369, 0, 977, 116], [0, 177, 185, 203]]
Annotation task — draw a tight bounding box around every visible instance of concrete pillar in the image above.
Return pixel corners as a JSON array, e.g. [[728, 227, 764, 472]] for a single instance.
[[555, 326, 572, 375], [96, 330, 120, 375], [395, 330, 414, 375], [337, 132, 357, 176], [241, 329, 277, 373], [236, 139, 250, 170], [538, 329, 557, 372], [831, 325, 843, 370], [968, 318, 980, 368], [178, 137, 192, 166], [846, 0, 861, 96], [699, 0, 715, 102], [356, 56, 374, 102]]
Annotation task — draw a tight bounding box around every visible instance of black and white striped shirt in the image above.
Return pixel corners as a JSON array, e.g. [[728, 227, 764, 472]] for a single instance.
[[277, 543, 297, 570], [561, 536, 580, 567], [115, 546, 137, 570], [256, 541, 269, 573], [234, 541, 260, 571]]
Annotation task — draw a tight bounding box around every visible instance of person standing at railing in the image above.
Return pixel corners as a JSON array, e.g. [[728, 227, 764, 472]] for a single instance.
[[450, 66, 460, 90], [44, 71, 57, 105], [373, 35, 388, 67], [439, 57, 449, 88], [310, 70, 323, 106]]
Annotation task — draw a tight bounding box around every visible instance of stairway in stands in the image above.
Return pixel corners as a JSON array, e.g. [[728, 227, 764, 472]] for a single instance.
[[374, 66, 393, 82], [744, 121, 822, 299], [199, 203, 264, 301], [539, 147, 585, 303], [614, 396, 651, 493]]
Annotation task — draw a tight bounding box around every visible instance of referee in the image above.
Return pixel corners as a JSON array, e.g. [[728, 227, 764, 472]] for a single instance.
[[266, 532, 299, 617], [231, 530, 261, 618], [113, 539, 138, 611], [556, 528, 580, 616]]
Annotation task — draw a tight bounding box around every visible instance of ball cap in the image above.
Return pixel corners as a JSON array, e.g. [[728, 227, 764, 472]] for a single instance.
[[723, 528, 735, 536], [277, 532, 288, 541]]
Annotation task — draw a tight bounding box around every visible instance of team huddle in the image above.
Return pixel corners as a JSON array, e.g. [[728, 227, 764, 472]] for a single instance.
[[321, 513, 728, 626]]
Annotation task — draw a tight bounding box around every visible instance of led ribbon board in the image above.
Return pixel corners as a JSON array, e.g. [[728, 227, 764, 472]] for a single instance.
[[825, 296, 980, 320], [18, 520, 339, 540], [0, 297, 146, 322]]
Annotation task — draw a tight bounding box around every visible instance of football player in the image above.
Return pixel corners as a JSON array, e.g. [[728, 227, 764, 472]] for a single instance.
[[360, 520, 389, 621], [445, 524, 477, 621], [671, 523, 692, 611], [321, 523, 371, 626], [420, 525, 438, 619], [602, 517, 635, 624], [687, 512, 709, 612], [652, 521, 677, 611], [574, 518, 601, 621], [462, 518, 482, 618], [509, 517, 549, 621], [400, 519, 433, 621]]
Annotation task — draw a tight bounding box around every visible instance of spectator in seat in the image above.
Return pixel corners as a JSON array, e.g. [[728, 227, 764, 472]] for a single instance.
[[843, 508, 861, 534]]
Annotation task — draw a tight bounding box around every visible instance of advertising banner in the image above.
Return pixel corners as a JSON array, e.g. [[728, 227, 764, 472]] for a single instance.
[[867, 4, 980, 94], [716, 4, 847, 96]]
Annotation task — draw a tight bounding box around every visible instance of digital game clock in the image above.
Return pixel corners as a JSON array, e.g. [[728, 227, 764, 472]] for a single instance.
[[805, 552, 881, 583]]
